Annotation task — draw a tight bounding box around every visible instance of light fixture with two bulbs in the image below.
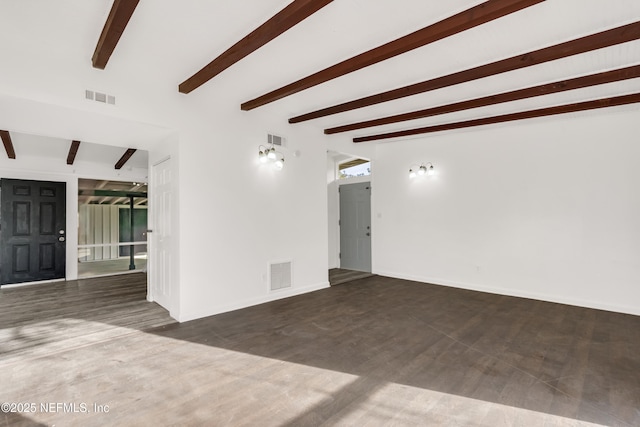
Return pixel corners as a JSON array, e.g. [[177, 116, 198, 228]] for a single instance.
[[258, 144, 285, 170], [409, 162, 435, 179]]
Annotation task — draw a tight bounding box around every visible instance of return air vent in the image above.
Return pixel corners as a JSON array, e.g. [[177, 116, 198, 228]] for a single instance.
[[85, 90, 116, 105], [269, 261, 292, 291], [268, 133, 285, 147]]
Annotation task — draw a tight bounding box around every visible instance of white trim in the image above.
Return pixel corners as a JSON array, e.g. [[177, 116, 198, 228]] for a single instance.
[[177, 281, 330, 323], [78, 241, 148, 248], [375, 270, 640, 317], [2, 278, 65, 289], [337, 174, 373, 186], [77, 270, 145, 280], [152, 155, 171, 167]]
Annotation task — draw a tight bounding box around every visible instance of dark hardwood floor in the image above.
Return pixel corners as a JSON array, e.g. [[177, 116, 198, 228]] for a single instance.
[[328, 268, 375, 286], [1, 273, 639, 426]]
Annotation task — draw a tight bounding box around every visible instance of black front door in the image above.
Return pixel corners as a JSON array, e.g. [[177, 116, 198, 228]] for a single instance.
[[0, 179, 66, 285]]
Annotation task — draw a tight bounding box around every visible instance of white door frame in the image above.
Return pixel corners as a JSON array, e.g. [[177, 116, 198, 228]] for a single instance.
[[148, 156, 174, 313]]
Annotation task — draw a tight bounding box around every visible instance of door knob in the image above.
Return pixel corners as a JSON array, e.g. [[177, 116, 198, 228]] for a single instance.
[[58, 236, 65, 242], [366, 232, 370, 236]]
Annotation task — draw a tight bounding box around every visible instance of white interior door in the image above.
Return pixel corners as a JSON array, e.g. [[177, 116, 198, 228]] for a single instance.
[[149, 157, 173, 310], [339, 181, 372, 272]]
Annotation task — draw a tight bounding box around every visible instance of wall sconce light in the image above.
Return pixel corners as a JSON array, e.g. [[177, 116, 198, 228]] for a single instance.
[[258, 144, 285, 170], [409, 162, 434, 179]]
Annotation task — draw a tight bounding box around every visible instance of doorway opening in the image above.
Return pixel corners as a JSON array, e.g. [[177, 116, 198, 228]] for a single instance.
[[339, 181, 372, 272], [327, 151, 373, 286], [77, 179, 148, 279], [338, 158, 371, 180]]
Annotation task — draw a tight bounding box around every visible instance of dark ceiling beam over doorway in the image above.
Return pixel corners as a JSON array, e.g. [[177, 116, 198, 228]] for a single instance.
[[115, 148, 137, 169], [326, 64, 640, 134], [353, 92, 640, 142], [241, 0, 545, 110], [179, 0, 335, 94], [79, 189, 147, 198], [67, 140, 81, 165], [0, 130, 16, 159], [92, 0, 140, 69], [112, 183, 144, 205], [291, 20, 640, 123]]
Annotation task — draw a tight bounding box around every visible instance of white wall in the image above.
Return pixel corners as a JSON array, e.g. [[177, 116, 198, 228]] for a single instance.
[[175, 106, 329, 321], [373, 106, 640, 316]]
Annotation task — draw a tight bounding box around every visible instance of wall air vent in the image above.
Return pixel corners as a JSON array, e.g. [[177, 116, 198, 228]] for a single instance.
[[268, 133, 285, 147], [269, 261, 292, 291]]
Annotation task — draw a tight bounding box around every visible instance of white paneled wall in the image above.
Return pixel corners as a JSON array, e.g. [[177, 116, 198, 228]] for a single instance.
[[78, 205, 119, 261]]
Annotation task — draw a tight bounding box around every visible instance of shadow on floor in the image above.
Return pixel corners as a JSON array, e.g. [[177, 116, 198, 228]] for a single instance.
[[147, 275, 640, 426], [3, 273, 639, 425]]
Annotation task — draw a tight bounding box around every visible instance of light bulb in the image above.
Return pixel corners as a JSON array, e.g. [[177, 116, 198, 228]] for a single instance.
[[409, 169, 416, 179], [267, 149, 277, 160], [418, 165, 427, 176], [259, 150, 268, 163], [427, 165, 435, 176], [274, 159, 284, 170]]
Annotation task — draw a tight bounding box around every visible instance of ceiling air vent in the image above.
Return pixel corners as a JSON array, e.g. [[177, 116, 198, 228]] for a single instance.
[[85, 89, 116, 105], [269, 261, 292, 291], [268, 133, 285, 147]]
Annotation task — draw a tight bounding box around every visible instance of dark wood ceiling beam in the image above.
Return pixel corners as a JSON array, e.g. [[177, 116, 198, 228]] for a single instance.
[[0, 130, 16, 159], [292, 21, 640, 123], [326, 65, 640, 134], [353, 93, 640, 143], [115, 148, 137, 169], [67, 140, 81, 165], [241, 0, 545, 110], [179, 0, 335, 94], [92, 0, 140, 69], [79, 189, 147, 198]]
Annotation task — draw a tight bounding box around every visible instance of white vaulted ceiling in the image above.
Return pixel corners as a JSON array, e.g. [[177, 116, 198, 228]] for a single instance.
[[1, 0, 639, 146]]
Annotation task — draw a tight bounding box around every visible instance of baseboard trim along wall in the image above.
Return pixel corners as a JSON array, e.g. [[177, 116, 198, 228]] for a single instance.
[[177, 281, 331, 323], [375, 270, 640, 317]]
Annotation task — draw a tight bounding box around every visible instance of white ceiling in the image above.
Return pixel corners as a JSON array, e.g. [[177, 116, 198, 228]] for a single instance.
[[9, 133, 148, 169], [1, 0, 640, 145]]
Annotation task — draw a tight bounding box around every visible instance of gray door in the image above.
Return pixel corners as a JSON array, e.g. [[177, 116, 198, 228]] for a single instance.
[[0, 179, 66, 285], [339, 182, 371, 272]]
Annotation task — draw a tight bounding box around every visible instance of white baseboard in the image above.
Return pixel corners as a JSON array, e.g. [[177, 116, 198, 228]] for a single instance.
[[375, 270, 640, 317], [177, 281, 331, 323], [2, 278, 65, 288]]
